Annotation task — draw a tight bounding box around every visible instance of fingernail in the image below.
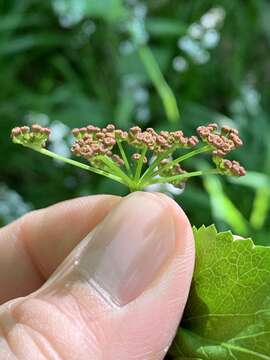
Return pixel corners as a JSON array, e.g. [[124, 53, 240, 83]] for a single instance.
[[77, 192, 176, 306]]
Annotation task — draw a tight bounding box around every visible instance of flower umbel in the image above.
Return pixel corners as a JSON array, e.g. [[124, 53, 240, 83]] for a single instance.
[[11, 125, 51, 148], [11, 123, 246, 192]]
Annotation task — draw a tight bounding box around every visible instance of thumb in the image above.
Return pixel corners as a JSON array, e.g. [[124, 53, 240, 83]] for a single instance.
[[2, 192, 194, 360]]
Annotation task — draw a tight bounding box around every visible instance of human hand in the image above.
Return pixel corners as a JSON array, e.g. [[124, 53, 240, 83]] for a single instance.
[[0, 192, 194, 359]]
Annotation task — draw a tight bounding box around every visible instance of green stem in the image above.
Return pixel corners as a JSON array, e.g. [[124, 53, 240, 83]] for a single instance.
[[134, 146, 148, 181], [116, 139, 132, 177], [98, 155, 134, 187], [145, 169, 221, 186], [28, 146, 126, 185], [138, 45, 180, 123], [152, 145, 212, 177], [139, 146, 176, 184]]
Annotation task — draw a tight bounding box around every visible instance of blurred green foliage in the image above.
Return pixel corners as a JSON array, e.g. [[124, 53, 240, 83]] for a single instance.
[[0, 0, 269, 244]]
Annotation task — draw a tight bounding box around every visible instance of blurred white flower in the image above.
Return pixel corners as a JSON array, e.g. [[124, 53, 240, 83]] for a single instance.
[[121, 75, 150, 124], [119, 40, 135, 55], [172, 56, 188, 72], [82, 20, 96, 36], [144, 157, 185, 197], [49, 121, 70, 159], [52, 0, 87, 28], [129, 18, 149, 45], [188, 23, 204, 39], [176, 7, 225, 69], [193, 49, 210, 64], [231, 83, 261, 117], [242, 84, 261, 115], [122, 74, 138, 88], [178, 36, 200, 55], [178, 36, 210, 64], [202, 29, 220, 49], [133, 87, 149, 104], [135, 106, 150, 123], [144, 182, 185, 197], [200, 7, 226, 29], [0, 184, 32, 224], [74, 20, 96, 47], [133, 3, 147, 19]]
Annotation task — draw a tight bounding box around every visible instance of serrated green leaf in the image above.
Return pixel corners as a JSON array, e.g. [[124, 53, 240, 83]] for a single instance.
[[170, 225, 270, 359]]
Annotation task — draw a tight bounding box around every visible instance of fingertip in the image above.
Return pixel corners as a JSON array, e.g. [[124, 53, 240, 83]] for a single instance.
[[153, 192, 195, 258]]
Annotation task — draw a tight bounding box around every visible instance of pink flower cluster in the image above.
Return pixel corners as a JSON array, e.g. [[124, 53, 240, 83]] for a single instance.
[[70, 124, 200, 167], [128, 126, 199, 153], [71, 124, 124, 166], [197, 123, 243, 157], [11, 125, 51, 147], [222, 159, 246, 177]]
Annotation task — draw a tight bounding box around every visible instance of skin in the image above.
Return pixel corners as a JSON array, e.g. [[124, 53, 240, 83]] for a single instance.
[[0, 193, 195, 360]]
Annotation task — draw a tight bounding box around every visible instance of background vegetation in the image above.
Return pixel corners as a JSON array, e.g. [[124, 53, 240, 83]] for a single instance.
[[0, 0, 269, 245]]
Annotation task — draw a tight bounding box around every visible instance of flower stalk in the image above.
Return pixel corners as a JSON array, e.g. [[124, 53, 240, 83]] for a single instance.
[[11, 123, 246, 193]]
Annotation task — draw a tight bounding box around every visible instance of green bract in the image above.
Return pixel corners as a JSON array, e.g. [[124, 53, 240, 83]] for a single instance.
[[170, 225, 270, 359]]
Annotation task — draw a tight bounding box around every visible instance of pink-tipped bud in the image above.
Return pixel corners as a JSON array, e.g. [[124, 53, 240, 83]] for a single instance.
[[197, 126, 210, 137], [104, 137, 116, 146], [230, 128, 239, 135], [93, 144, 102, 153], [106, 124, 115, 132], [72, 128, 80, 136], [230, 133, 243, 147], [174, 164, 186, 174], [96, 132, 105, 139], [129, 126, 142, 135], [208, 123, 218, 130], [132, 153, 147, 163], [112, 154, 124, 166], [188, 136, 199, 146], [222, 159, 246, 176], [146, 128, 157, 136], [160, 131, 169, 138], [32, 124, 42, 133], [221, 125, 231, 133], [21, 126, 30, 133], [213, 149, 226, 157], [86, 125, 99, 133], [160, 158, 170, 165], [132, 153, 141, 161], [43, 128, 51, 135], [156, 135, 167, 145], [11, 127, 22, 137]]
